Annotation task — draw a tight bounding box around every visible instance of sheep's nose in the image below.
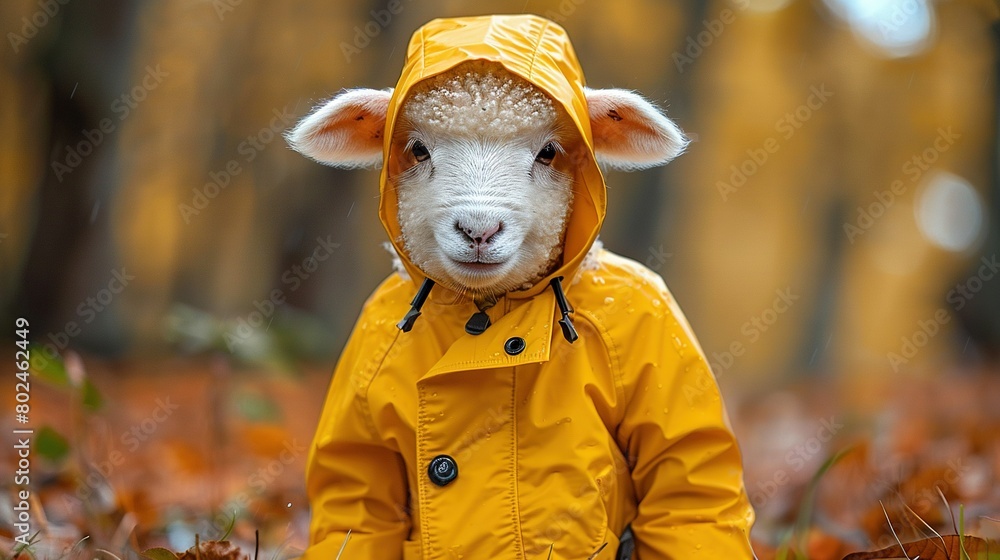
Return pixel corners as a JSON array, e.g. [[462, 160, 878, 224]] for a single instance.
[[456, 221, 502, 245]]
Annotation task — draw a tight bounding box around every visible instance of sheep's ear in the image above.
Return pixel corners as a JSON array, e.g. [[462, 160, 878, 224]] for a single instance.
[[585, 88, 689, 170], [286, 88, 392, 168]]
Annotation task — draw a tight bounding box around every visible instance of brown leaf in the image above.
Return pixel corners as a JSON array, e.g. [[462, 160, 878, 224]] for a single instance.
[[842, 535, 993, 559], [177, 540, 246, 560], [142, 547, 180, 560]]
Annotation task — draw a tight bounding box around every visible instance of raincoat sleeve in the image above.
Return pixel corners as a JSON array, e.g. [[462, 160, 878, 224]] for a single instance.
[[614, 289, 755, 559], [303, 298, 410, 560]]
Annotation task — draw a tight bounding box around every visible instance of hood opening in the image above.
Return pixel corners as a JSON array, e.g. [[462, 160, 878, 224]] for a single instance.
[[379, 14, 607, 306]]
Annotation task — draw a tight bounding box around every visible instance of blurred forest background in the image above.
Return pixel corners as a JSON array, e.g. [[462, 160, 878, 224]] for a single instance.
[[2, 0, 1000, 558]]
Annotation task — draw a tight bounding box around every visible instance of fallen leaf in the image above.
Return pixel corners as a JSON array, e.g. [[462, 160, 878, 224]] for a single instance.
[[142, 547, 179, 560], [177, 540, 246, 560], [842, 534, 994, 559]]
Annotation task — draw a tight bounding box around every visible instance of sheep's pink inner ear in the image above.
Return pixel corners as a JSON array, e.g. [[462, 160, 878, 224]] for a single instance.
[[585, 88, 689, 171], [286, 88, 392, 169]]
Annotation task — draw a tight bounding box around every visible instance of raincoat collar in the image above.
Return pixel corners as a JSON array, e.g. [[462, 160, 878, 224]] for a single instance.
[[378, 14, 607, 302], [421, 288, 557, 379]]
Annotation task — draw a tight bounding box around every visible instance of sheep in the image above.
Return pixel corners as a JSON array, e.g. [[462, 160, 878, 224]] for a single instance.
[[285, 25, 754, 557], [287, 59, 687, 306]]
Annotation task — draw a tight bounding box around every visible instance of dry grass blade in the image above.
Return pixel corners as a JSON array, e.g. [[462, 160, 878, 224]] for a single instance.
[[935, 487, 971, 560], [747, 532, 760, 560], [334, 530, 351, 560], [937, 487, 959, 537], [901, 500, 948, 557], [881, 501, 913, 560], [96, 549, 124, 560], [841, 535, 992, 559]]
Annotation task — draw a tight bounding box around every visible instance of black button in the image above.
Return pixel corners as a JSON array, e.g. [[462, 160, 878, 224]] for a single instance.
[[428, 455, 458, 487], [504, 336, 526, 355]]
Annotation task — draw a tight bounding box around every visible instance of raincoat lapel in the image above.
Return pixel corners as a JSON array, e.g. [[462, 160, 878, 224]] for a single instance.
[[423, 289, 557, 379]]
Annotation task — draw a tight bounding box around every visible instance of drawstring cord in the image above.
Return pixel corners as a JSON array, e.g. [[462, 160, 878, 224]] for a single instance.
[[396, 276, 578, 344], [397, 278, 435, 332], [549, 276, 578, 343]]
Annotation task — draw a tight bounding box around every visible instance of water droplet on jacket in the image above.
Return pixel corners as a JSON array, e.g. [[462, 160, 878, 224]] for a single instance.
[[696, 544, 702, 550], [603, 296, 615, 306], [662, 408, 669, 414], [592, 276, 605, 285], [652, 299, 661, 307], [556, 417, 572, 425], [657, 383, 663, 389], [431, 392, 438, 397]]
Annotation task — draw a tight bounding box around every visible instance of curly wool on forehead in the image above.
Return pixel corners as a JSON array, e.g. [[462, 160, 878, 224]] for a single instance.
[[400, 65, 558, 138]]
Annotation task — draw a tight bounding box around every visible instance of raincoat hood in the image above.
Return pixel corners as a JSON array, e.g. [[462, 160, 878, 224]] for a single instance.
[[378, 14, 606, 300]]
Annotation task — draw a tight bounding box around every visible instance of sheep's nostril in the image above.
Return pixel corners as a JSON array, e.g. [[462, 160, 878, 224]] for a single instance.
[[456, 222, 473, 242], [455, 221, 502, 245]]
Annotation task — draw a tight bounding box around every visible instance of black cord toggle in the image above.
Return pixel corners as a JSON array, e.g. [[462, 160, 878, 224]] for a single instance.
[[549, 276, 579, 343], [397, 278, 435, 332], [465, 311, 491, 335]]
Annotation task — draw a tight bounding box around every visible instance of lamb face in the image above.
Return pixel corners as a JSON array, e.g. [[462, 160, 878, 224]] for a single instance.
[[287, 61, 689, 301], [392, 64, 578, 299]]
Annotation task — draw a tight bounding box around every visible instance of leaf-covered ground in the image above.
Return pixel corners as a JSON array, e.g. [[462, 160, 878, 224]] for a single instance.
[[3, 357, 999, 559]]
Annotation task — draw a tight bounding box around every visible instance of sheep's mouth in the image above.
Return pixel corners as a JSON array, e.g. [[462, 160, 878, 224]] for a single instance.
[[450, 259, 505, 273]]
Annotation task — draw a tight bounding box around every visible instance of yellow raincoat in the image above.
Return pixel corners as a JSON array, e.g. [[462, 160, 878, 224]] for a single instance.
[[305, 15, 755, 560]]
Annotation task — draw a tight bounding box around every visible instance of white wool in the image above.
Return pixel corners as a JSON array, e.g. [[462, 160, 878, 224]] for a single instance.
[[401, 67, 557, 139], [384, 241, 410, 281], [390, 63, 578, 304]]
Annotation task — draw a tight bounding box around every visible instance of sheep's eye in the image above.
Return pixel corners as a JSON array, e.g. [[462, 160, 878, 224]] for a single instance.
[[535, 142, 556, 166], [412, 140, 430, 162]]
